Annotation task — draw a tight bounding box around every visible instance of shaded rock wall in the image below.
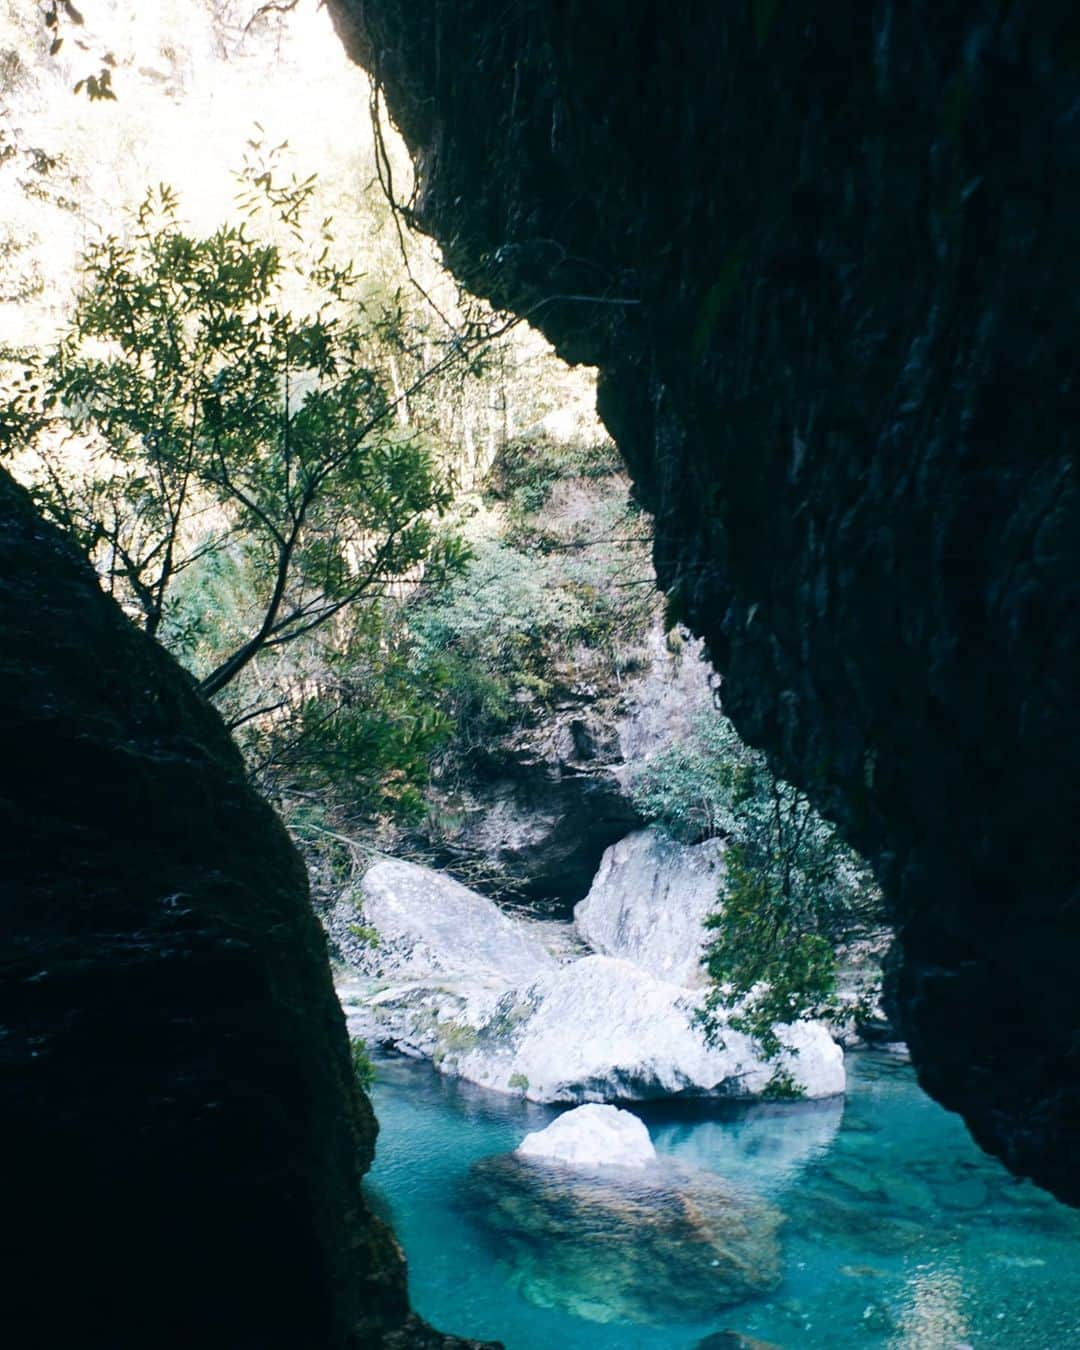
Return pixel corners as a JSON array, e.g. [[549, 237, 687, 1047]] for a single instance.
[[330, 1, 1080, 1201], [0, 467, 491, 1349], [420, 621, 713, 914]]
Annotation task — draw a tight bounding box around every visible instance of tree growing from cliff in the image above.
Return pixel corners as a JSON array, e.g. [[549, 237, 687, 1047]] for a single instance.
[[629, 710, 882, 1058], [0, 163, 490, 818]]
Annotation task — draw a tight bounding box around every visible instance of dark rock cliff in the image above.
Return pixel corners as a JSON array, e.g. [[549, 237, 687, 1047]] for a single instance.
[[0, 468, 492, 1349], [330, 1, 1080, 1202]]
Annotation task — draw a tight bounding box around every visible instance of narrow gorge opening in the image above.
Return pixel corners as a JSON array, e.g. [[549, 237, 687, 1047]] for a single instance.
[[4, 4, 1078, 1349]]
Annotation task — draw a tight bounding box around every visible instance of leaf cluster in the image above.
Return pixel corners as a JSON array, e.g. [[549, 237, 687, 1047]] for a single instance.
[[630, 709, 883, 1058], [4, 177, 465, 700]]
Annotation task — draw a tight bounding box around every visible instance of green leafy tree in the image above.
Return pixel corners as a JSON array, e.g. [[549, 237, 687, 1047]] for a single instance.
[[0, 164, 491, 825], [408, 435, 657, 768], [5, 179, 466, 700], [629, 709, 882, 1057]]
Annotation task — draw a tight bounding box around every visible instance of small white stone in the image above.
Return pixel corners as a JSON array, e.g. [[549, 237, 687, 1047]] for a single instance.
[[516, 1103, 656, 1169]]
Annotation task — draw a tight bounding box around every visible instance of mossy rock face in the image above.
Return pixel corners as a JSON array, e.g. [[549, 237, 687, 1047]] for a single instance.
[[465, 1153, 782, 1324], [1, 470, 493, 1350]]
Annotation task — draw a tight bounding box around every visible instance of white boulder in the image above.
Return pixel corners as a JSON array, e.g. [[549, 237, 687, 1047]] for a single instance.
[[574, 827, 724, 985], [356, 857, 555, 986], [454, 954, 845, 1102], [331, 857, 845, 1105], [330, 857, 556, 1059], [516, 1103, 656, 1169]]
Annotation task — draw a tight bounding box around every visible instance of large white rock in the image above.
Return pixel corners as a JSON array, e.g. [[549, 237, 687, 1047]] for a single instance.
[[516, 1104, 656, 1169], [574, 827, 724, 986], [329, 857, 557, 1060], [331, 857, 845, 1106], [454, 954, 845, 1102], [356, 857, 556, 986]]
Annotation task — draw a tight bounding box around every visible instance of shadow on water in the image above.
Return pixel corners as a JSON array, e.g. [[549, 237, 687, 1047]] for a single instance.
[[367, 1052, 1080, 1349]]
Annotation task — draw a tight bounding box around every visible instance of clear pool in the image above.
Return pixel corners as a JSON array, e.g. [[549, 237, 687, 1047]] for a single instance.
[[367, 1052, 1080, 1348]]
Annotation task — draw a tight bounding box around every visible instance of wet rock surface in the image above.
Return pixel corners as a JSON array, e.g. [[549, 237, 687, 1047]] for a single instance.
[[466, 1151, 783, 1324], [1, 470, 491, 1350], [330, 0, 1080, 1203]]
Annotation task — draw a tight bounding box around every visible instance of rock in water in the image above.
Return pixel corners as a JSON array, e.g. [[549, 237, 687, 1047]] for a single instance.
[[517, 1104, 656, 1168], [466, 1152, 783, 1324], [335, 858, 844, 1103], [456, 954, 845, 1101], [574, 827, 725, 985]]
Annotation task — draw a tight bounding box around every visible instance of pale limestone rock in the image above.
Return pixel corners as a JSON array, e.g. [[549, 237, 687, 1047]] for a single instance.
[[332, 859, 845, 1105], [454, 955, 845, 1102], [356, 857, 555, 986], [330, 857, 556, 1061], [516, 1103, 656, 1169], [574, 827, 724, 986]]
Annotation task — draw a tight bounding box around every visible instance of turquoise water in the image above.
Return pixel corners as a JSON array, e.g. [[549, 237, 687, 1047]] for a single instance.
[[367, 1052, 1080, 1348]]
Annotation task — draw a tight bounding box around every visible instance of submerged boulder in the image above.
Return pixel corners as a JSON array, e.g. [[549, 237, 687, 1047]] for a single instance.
[[574, 827, 725, 986], [466, 1151, 783, 1323], [517, 1103, 656, 1168]]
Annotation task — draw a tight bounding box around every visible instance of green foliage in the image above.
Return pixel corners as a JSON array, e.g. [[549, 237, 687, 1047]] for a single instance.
[[762, 1066, 804, 1101], [73, 66, 116, 102], [1, 162, 479, 824], [432, 1019, 479, 1066], [508, 1072, 530, 1091], [627, 712, 758, 843], [408, 436, 656, 768], [350, 1036, 375, 1091], [6, 177, 463, 678], [630, 709, 882, 1059], [238, 618, 454, 822], [489, 433, 620, 516], [702, 843, 841, 1059]]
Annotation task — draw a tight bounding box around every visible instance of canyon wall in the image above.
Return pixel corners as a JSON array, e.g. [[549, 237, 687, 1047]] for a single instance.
[[1, 466, 489, 1348], [331, 0, 1080, 1202]]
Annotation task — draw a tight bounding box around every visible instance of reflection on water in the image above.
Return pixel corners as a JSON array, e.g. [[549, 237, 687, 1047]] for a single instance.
[[367, 1052, 1080, 1349], [646, 1093, 844, 1196], [891, 1260, 969, 1349]]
